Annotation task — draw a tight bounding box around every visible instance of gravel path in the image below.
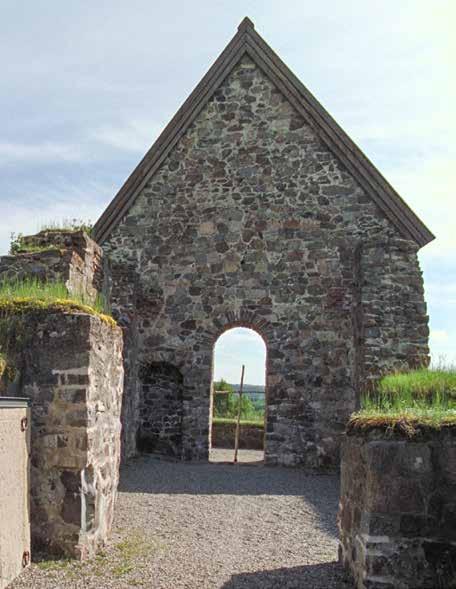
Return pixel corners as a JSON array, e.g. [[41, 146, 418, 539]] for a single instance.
[[11, 456, 349, 589]]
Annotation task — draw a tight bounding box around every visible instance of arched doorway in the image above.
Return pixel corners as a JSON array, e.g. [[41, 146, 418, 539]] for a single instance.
[[209, 327, 267, 463]]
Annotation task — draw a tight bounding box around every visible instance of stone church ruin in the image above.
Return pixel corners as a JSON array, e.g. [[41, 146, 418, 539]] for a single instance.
[[93, 17, 433, 469], [0, 18, 438, 586]]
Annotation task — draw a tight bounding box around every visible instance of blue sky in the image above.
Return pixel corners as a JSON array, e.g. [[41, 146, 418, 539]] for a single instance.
[[0, 1, 454, 382]]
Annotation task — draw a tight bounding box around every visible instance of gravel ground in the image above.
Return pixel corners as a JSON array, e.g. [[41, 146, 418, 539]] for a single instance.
[[11, 456, 350, 589]]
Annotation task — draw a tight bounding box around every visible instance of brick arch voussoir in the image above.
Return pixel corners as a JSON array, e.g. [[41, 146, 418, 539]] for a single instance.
[[206, 309, 274, 347]]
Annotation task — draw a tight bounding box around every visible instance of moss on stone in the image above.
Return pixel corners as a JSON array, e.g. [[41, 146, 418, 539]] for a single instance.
[[0, 297, 116, 327], [347, 413, 456, 438]]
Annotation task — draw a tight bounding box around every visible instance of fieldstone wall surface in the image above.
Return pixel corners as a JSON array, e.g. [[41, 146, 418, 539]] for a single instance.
[[0, 231, 109, 307], [339, 430, 456, 588], [211, 421, 264, 450], [137, 362, 184, 456], [2, 312, 123, 559], [102, 55, 430, 468]]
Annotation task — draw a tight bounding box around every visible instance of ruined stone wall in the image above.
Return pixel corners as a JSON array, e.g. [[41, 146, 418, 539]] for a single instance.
[[360, 239, 430, 388], [109, 262, 140, 462], [3, 312, 123, 558], [0, 231, 109, 306], [339, 430, 456, 588], [103, 55, 429, 468], [137, 362, 183, 456]]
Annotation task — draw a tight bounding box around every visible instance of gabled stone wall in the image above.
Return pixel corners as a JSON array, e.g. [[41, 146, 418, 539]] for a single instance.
[[102, 55, 430, 468], [339, 429, 456, 588]]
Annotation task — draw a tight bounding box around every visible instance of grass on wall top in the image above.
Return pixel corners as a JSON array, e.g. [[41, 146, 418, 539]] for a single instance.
[[9, 218, 93, 254], [0, 279, 115, 326], [349, 367, 456, 435]]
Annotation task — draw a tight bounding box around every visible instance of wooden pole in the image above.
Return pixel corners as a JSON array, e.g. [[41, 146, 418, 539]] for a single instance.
[[233, 364, 245, 464]]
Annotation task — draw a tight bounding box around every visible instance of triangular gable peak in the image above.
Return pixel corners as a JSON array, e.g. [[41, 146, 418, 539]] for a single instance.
[[93, 17, 434, 247]]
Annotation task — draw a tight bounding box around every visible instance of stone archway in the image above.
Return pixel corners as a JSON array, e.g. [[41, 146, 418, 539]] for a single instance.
[[189, 311, 276, 464], [209, 325, 268, 462]]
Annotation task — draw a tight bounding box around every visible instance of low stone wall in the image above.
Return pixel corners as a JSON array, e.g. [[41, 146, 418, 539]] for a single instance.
[[211, 421, 264, 450], [0, 230, 109, 306], [339, 427, 456, 588], [1, 311, 123, 559]]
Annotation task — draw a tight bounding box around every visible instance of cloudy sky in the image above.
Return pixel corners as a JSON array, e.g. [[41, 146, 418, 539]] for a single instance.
[[1, 1, 454, 382]]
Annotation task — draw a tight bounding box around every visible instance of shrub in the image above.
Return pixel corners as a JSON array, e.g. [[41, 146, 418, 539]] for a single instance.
[[213, 378, 263, 421]]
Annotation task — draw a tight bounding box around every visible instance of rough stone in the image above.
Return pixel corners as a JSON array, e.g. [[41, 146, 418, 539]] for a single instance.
[[0, 231, 109, 306], [101, 55, 429, 468], [1, 312, 123, 559], [339, 431, 456, 588], [211, 421, 264, 451]]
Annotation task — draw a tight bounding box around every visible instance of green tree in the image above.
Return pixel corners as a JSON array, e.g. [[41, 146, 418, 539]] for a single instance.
[[213, 379, 258, 419]]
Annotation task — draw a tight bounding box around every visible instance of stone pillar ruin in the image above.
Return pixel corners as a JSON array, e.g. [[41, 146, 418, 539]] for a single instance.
[[0, 231, 124, 559], [2, 311, 123, 558]]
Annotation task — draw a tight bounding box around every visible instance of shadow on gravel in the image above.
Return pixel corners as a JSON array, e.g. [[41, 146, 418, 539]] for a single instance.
[[119, 455, 340, 538], [220, 561, 350, 589]]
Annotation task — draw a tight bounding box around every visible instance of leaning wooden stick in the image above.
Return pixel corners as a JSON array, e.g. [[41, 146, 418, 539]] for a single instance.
[[233, 364, 245, 464]]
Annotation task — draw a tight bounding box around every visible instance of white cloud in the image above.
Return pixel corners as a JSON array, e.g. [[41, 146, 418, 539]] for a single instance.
[[0, 179, 113, 254], [91, 119, 165, 153], [214, 328, 266, 385], [430, 330, 449, 344], [0, 141, 84, 164]]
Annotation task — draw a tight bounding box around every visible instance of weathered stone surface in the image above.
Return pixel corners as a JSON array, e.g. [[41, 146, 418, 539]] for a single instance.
[[2, 312, 123, 559], [339, 431, 456, 588], [137, 361, 184, 455], [0, 231, 109, 306], [211, 421, 264, 450], [102, 55, 429, 468]]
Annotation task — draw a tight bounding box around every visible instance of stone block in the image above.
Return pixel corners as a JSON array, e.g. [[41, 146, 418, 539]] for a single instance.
[[339, 432, 456, 588], [2, 312, 123, 559]]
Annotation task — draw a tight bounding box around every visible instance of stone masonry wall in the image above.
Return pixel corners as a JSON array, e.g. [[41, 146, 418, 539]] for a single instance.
[[2, 312, 123, 559], [103, 54, 429, 468], [211, 421, 264, 450], [0, 231, 109, 307], [360, 240, 430, 390], [339, 430, 456, 588], [137, 362, 184, 456]]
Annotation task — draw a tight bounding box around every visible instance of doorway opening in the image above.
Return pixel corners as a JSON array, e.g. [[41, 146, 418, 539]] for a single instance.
[[209, 327, 267, 464]]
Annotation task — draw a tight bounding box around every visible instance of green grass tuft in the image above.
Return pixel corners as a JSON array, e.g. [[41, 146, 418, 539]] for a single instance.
[[38, 218, 93, 235], [0, 278, 115, 326], [377, 367, 456, 401], [350, 367, 456, 434]]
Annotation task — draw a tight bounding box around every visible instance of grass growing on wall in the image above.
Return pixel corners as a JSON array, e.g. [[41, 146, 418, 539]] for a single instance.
[[0, 279, 114, 326], [349, 367, 456, 433], [9, 233, 61, 255], [38, 218, 93, 235]]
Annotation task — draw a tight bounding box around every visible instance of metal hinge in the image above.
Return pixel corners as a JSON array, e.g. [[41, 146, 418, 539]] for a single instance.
[[20, 417, 28, 432]]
